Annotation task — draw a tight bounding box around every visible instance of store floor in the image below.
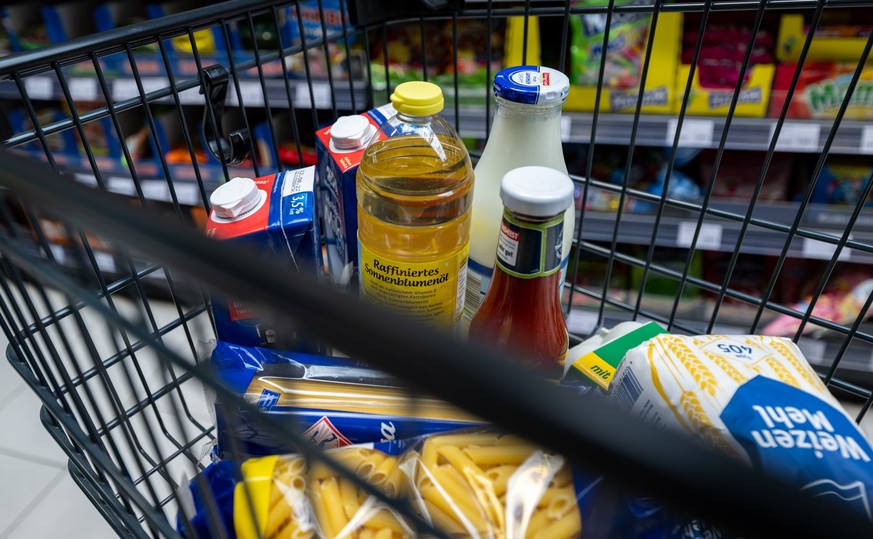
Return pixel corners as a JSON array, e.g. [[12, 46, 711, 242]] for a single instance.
[[0, 345, 116, 538]]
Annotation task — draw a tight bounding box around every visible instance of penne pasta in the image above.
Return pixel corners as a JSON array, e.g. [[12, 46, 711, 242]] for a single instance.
[[373, 528, 393, 539], [422, 499, 466, 536], [383, 462, 405, 498], [421, 439, 439, 472], [320, 477, 350, 536], [309, 483, 335, 538], [420, 484, 489, 533], [437, 445, 484, 477], [462, 445, 535, 467], [339, 477, 361, 520], [483, 465, 517, 498], [264, 501, 291, 539], [362, 508, 407, 533], [534, 506, 581, 539], [369, 456, 398, 486], [537, 485, 575, 510], [358, 529, 376, 539], [357, 452, 387, 479], [429, 432, 529, 448]]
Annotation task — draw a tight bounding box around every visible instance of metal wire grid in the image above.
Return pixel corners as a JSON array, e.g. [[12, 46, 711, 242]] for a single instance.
[[0, 0, 870, 537]]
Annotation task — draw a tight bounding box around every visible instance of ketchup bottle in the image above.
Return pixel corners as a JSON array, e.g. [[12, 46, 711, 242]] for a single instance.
[[468, 166, 574, 378]]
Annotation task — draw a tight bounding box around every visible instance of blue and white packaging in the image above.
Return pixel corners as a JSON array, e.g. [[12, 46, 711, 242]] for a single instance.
[[610, 333, 873, 521], [210, 341, 481, 458], [315, 103, 396, 287], [205, 167, 323, 352]]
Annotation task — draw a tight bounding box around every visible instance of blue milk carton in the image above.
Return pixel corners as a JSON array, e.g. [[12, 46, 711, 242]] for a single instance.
[[205, 167, 324, 352], [315, 103, 395, 287]]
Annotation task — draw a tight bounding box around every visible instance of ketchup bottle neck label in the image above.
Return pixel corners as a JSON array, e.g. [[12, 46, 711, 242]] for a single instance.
[[495, 213, 564, 278]]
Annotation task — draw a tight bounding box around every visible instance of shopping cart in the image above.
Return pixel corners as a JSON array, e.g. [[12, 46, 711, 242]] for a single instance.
[[1, 0, 873, 537]]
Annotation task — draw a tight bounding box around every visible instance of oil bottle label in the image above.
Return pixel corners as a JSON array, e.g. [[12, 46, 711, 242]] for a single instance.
[[359, 242, 469, 327], [496, 214, 563, 279]]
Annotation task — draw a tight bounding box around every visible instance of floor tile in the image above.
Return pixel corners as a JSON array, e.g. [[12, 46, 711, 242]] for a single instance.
[[0, 454, 61, 536], [2, 471, 116, 539], [0, 388, 67, 468]]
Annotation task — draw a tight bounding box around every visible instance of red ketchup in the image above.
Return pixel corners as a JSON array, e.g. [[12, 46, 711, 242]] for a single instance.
[[469, 166, 574, 378]]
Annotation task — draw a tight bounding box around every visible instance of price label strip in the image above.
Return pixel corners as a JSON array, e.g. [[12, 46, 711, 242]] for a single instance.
[[69, 78, 98, 101], [665, 118, 714, 148], [801, 236, 851, 261], [770, 122, 820, 152], [561, 116, 572, 142], [676, 221, 723, 250], [25, 77, 54, 100], [295, 82, 331, 109], [860, 125, 873, 154]]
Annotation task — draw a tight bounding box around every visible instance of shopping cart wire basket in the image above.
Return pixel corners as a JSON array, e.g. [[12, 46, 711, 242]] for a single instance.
[[0, 0, 873, 537]]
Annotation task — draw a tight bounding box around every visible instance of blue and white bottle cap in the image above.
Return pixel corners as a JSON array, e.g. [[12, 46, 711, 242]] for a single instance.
[[493, 66, 570, 105]]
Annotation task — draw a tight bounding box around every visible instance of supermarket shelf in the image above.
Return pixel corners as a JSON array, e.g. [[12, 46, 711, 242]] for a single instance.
[[9, 75, 873, 155], [1, 75, 368, 111], [576, 200, 873, 263], [457, 108, 873, 155]]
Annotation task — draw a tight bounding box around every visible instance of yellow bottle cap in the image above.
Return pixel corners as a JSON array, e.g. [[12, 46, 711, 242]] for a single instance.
[[390, 81, 444, 116]]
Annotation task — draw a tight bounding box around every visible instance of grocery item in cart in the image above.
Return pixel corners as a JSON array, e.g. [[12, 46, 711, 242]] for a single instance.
[[464, 65, 574, 332], [179, 428, 729, 539], [210, 341, 482, 458], [205, 167, 323, 352], [315, 103, 396, 288], [611, 334, 873, 520], [356, 81, 474, 332], [468, 166, 574, 377], [564, 321, 667, 390]]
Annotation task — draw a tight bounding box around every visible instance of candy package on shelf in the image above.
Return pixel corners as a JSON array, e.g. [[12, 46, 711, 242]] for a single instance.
[[210, 341, 482, 459], [565, 0, 681, 114]]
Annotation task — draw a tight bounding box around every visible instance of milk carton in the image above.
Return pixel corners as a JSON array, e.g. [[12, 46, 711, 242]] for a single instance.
[[315, 103, 396, 287], [205, 167, 323, 352]]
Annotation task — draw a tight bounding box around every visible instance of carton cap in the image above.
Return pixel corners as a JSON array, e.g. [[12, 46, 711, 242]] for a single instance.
[[330, 115, 375, 151], [210, 177, 262, 220]]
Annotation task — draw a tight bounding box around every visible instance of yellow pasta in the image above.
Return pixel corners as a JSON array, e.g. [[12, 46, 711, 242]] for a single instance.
[[246, 376, 478, 422], [420, 439, 439, 472], [362, 508, 407, 533], [537, 485, 575, 510], [370, 456, 397, 486], [431, 465, 489, 524], [373, 528, 393, 539], [420, 484, 489, 533], [534, 505, 582, 539], [357, 452, 387, 479], [264, 500, 291, 539], [382, 462, 405, 498], [437, 445, 484, 477], [462, 445, 536, 466], [421, 499, 466, 536], [484, 465, 517, 497], [358, 529, 376, 539], [339, 477, 360, 520], [429, 431, 526, 448], [309, 485, 334, 538], [319, 477, 349, 536], [308, 448, 373, 481]]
